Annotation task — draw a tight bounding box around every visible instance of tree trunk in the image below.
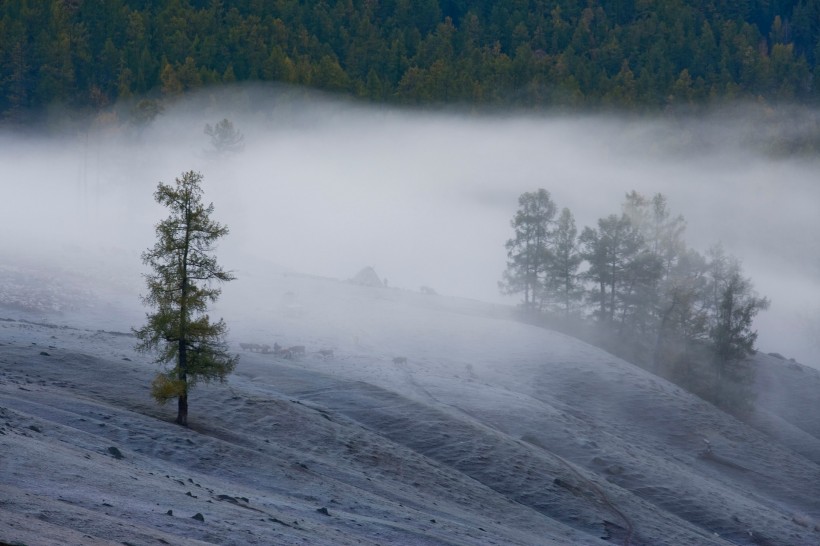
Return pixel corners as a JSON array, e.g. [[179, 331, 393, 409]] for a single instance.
[[653, 301, 675, 373], [177, 339, 188, 427], [177, 392, 188, 426], [177, 338, 188, 427]]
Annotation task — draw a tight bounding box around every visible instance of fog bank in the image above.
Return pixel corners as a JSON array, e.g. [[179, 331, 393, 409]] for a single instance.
[[1, 87, 818, 367]]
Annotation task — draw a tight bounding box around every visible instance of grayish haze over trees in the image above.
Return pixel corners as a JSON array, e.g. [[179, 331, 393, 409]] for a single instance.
[[204, 118, 245, 156], [502, 189, 770, 416], [499, 189, 556, 313], [134, 170, 237, 426]]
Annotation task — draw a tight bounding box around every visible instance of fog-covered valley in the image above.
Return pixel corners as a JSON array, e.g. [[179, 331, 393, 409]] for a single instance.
[[1, 88, 818, 366], [2, 89, 820, 545]]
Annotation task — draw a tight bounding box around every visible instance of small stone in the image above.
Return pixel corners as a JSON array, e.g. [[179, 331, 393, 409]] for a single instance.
[[316, 507, 330, 516], [191, 512, 204, 522], [166, 509, 173, 516]]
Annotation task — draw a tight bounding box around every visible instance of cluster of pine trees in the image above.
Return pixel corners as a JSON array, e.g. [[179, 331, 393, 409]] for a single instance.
[[501, 189, 769, 416], [3, 0, 820, 122]]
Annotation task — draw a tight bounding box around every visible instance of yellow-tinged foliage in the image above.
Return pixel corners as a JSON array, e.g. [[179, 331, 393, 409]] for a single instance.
[[150, 373, 187, 404]]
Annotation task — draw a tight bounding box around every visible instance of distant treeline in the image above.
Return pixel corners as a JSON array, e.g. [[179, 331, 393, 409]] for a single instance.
[[501, 190, 769, 416], [3, 0, 820, 122]]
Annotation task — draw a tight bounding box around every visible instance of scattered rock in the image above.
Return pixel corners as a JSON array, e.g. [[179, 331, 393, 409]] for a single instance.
[[166, 509, 173, 516], [107, 446, 124, 460], [217, 494, 238, 504], [350, 266, 384, 287], [191, 512, 205, 522], [122, 357, 131, 361], [28, 425, 41, 433], [316, 507, 330, 516], [39, 351, 50, 356], [554, 477, 582, 495], [186, 491, 197, 498], [792, 515, 810, 528], [605, 465, 624, 475]]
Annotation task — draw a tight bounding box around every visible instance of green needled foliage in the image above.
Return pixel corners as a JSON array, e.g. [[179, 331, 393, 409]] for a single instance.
[[134, 170, 237, 427], [2, 1, 820, 121]]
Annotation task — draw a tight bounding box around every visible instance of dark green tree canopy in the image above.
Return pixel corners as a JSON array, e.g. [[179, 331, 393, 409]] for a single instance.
[[3, 0, 820, 122]]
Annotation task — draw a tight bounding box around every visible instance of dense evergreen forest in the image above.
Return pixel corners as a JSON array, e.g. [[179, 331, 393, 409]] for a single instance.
[[3, 0, 820, 122]]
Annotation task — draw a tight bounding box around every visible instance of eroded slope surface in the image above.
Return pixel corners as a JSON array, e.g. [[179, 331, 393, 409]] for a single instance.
[[1, 273, 819, 545]]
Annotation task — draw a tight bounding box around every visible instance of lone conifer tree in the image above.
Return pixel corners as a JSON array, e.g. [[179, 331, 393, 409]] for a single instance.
[[135, 170, 237, 426]]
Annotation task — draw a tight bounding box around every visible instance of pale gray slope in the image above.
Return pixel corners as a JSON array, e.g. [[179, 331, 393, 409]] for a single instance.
[[1, 271, 819, 545], [0, 327, 583, 545]]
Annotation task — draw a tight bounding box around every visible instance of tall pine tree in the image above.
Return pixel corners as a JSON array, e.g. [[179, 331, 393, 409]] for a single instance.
[[135, 170, 238, 427], [500, 189, 556, 312]]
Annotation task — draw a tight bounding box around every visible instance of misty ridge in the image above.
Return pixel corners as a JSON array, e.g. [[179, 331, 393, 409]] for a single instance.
[[1, 86, 818, 368]]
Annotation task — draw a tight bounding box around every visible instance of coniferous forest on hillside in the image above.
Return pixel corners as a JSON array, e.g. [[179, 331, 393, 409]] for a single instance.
[[4, 0, 820, 122]]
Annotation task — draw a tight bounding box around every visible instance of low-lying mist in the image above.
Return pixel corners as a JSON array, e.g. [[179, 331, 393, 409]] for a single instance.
[[2, 86, 819, 367]]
